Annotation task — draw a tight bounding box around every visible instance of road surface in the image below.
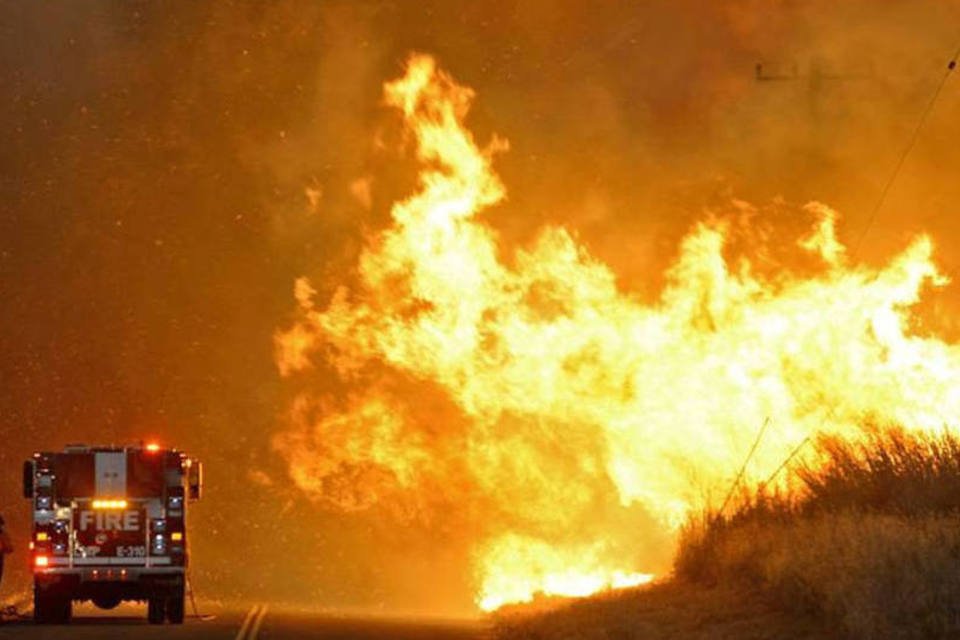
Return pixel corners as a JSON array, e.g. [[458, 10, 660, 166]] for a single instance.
[[0, 602, 492, 639]]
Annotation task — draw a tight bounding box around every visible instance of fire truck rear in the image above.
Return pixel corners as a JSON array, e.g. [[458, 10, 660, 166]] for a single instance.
[[22, 444, 203, 624]]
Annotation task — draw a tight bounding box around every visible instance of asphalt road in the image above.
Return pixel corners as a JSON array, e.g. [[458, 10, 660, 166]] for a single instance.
[[0, 603, 492, 639]]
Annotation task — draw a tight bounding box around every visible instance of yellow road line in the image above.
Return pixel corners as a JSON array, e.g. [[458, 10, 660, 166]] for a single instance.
[[235, 604, 261, 640], [248, 604, 269, 640]]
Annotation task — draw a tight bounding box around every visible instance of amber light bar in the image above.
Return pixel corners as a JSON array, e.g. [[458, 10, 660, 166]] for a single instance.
[[91, 499, 128, 510]]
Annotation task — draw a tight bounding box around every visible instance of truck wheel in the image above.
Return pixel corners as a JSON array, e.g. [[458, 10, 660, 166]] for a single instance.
[[33, 590, 53, 624], [34, 589, 71, 624], [147, 597, 166, 625], [58, 599, 73, 624], [166, 590, 185, 624]]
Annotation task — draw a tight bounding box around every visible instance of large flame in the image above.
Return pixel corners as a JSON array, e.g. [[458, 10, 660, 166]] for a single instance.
[[274, 54, 960, 611]]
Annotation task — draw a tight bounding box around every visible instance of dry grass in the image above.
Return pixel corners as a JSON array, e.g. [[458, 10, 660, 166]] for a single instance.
[[496, 428, 960, 639], [677, 428, 960, 639], [797, 427, 960, 515], [677, 512, 960, 639]]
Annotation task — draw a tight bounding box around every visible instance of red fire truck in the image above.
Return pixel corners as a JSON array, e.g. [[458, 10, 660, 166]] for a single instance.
[[22, 444, 202, 624]]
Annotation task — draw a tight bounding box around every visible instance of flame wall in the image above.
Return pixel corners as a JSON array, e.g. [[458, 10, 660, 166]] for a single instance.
[[276, 54, 960, 609]]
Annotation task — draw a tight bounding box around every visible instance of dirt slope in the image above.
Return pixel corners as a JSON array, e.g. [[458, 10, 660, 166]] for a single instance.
[[492, 581, 842, 640]]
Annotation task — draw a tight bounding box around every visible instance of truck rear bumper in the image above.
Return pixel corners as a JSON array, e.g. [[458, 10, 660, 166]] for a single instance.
[[43, 556, 175, 566], [35, 569, 184, 602], [36, 566, 183, 582]]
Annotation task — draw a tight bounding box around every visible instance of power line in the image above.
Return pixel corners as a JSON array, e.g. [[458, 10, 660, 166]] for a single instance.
[[718, 416, 771, 516], [851, 42, 960, 257], [758, 435, 811, 492], [756, 403, 847, 493]]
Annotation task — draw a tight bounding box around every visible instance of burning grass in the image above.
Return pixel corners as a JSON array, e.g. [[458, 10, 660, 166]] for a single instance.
[[495, 428, 960, 639]]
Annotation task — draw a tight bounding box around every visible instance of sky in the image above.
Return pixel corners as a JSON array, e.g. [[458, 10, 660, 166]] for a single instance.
[[2, 0, 960, 614]]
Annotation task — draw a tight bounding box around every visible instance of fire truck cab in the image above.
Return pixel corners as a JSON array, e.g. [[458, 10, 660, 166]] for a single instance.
[[22, 444, 202, 624]]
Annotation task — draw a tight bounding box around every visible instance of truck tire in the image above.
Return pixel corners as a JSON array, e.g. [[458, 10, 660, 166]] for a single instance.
[[33, 590, 52, 624], [34, 589, 71, 624], [60, 599, 73, 624], [166, 589, 185, 625], [147, 597, 166, 625]]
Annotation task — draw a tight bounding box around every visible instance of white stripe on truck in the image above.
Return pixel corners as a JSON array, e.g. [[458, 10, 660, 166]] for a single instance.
[[68, 557, 172, 566]]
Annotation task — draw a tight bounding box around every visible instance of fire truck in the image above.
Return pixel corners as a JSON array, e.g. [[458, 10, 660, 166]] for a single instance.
[[22, 443, 202, 624]]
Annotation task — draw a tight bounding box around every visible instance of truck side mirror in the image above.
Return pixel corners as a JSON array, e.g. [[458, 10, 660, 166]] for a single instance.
[[188, 461, 203, 501], [23, 460, 35, 498]]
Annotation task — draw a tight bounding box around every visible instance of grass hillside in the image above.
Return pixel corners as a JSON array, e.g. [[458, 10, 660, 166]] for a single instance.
[[492, 580, 840, 640], [495, 428, 960, 639]]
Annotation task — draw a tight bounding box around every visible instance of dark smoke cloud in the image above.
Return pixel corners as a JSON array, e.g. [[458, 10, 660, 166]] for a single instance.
[[2, 0, 960, 614]]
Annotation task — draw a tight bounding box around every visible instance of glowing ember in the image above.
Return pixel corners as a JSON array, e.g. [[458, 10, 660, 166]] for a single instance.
[[274, 54, 960, 611]]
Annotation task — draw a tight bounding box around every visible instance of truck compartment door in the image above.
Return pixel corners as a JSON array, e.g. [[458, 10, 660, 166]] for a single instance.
[[23, 460, 35, 498], [95, 452, 127, 497]]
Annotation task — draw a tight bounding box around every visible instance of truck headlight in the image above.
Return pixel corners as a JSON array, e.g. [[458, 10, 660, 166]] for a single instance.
[[36, 496, 52, 510]]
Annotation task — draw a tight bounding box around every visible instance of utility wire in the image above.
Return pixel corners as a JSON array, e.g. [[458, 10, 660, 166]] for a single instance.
[[718, 416, 771, 516], [757, 402, 848, 493], [851, 43, 960, 257], [758, 435, 812, 492]]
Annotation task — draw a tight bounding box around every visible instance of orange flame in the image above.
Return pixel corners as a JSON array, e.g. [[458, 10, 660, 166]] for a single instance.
[[275, 54, 960, 610]]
